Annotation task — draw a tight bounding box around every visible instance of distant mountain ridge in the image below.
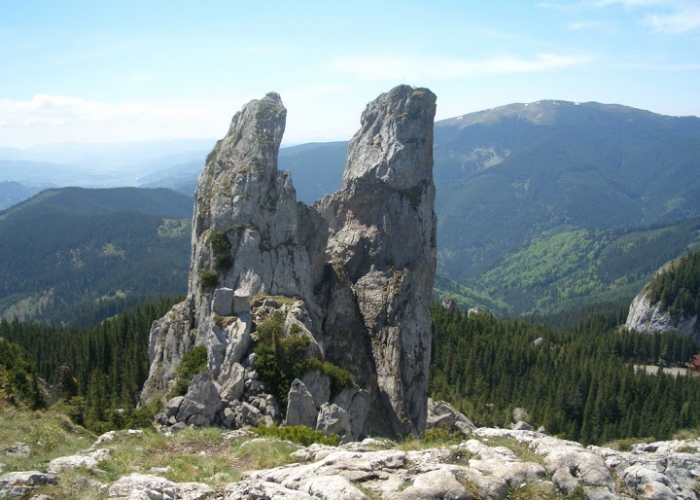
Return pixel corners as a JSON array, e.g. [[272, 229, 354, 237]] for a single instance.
[[0, 187, 192, 325]]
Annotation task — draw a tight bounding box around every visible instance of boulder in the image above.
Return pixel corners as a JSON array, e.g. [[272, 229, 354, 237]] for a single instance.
[[47, 449, 109, 474], [426, 398, 476, 435], [175, 372, 221, 425], [212, 287, 235, 316], [219, 363, 245, 403], [286, 379, 318, 429], [332, 386, 370, 441], [0, 471, 57, 498], [316, 403, 352, 441], [2, 443, 30, 458], [107, 473, 213, 500], [164, 396, 184, 417]]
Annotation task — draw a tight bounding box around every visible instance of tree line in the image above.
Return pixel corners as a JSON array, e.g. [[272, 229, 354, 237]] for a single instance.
[[429, 303, 700, 445]]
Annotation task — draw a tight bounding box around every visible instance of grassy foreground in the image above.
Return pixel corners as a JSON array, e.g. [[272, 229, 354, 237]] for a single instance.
[[0, 404, 299, 499]]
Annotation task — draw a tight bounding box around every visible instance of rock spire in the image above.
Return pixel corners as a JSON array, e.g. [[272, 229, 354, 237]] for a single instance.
[[141, 85, 437, 440]]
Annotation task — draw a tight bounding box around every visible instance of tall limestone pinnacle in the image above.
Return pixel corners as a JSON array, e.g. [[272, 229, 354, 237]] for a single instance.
[[142, 85, 437, 440]]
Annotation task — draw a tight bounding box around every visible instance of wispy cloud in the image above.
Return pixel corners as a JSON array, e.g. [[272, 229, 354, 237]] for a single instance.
[[645, 6, 700, 32], [0, 94, 207, 126], [0, 94, 236, 145], [540, 0, 700, 32], [330, 54, 593, 81]]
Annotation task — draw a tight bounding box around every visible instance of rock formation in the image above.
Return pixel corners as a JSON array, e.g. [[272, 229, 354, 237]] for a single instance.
[[141, 85, 437, 439], [626, 262, 699, 340]]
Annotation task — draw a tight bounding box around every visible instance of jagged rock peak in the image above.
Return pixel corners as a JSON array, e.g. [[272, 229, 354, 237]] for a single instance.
[[342, 85, 436, 192], [204, 92, 286, 185]]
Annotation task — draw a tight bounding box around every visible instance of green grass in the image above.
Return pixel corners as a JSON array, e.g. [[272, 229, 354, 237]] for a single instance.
[[0, 403, 96, 472]]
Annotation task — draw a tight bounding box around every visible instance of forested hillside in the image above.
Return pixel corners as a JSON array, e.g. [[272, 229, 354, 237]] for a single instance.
[[0, 297, 180, 431], [645, 250, 700, 319], [430, 304, 700, 445], [453, 217, 700, 315], [0, 187, 192, 324]]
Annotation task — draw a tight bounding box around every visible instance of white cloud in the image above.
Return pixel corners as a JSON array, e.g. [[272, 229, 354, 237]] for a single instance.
[[0, 94, 238, 147], [330, 54, 593, 81]]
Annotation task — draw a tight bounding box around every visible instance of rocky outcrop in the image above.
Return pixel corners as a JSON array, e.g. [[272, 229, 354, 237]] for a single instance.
[[626, 293, 698, 339], [9, 426, 700, 500], [226, 429, 700, 500], [0, 471, 57, 498], [141, 85, 437, 440], [426, 398, 475, 436], [313, 85, 437, 438]]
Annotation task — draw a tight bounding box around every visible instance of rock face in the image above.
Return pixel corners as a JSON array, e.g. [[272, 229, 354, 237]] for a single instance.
[[625, 264, 699, 340], [141, 85, 437, 439], [626, 293, 699, 338], [314, 86, 437, 438]]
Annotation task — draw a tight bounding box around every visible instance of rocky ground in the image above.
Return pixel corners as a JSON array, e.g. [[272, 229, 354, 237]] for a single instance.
[[3, 423, 700, 499]]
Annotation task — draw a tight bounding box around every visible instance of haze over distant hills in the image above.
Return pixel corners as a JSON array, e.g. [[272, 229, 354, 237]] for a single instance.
[[2, 100, 699, 317]]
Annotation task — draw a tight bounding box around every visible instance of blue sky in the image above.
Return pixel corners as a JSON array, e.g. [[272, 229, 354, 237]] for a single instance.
[[1, 0, 698, 148]]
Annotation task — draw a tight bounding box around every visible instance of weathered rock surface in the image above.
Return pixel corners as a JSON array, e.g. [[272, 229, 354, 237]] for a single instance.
[[426, 398, 476, 436], [141, 85, 437, 440], [107, 473, 213, 500], [10, 426, 700, 500], [626, 293, 698, 338], [314, 85, 437, 439], [46, 448, 110, 474], [0, 471, 57, 498], [286, 379, 318, 429], [625, 262, 699, 340], [223, 429, 700, 500]]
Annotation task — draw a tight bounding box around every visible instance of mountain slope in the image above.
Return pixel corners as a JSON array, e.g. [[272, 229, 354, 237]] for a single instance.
[[626, 250, 700, 338], [0, 187, 192, 325], [434, 100, 700, 286], [0, 181, 43, 210], [464, 217, 700, 315]]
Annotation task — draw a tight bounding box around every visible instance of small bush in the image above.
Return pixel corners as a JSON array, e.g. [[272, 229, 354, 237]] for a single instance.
[[254, 314, 354, 411], [211, 231, 233, 273], [295, 357, 353, 398], [168, 346, 208, 398], [253, 424, 340, 446], [200, 270, 219, 289]]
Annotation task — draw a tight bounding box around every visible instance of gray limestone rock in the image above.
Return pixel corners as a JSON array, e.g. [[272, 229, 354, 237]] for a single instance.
[[626, 261, 699, 340], [141, 86, 437, 441], [300, 370, 331, 409], [332, 386, 370, 441], [164, 396, 184, 417], [513, 421, 534, 431], [219, 363, 245, 403], [107, 473, 213, 500], [286, 379, 318, 429], [316, 403, 352, 441], [0, 471, 57, 498], [176, 372, 221, 425], [512, 407, 529, 423], [315, 85, 437, 439], [2, 443, 30, 458], [426, 398, 476, 435], [212, 287, 235, 316], [47, 449, 109, 474], [441, 297, 458, 311]]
